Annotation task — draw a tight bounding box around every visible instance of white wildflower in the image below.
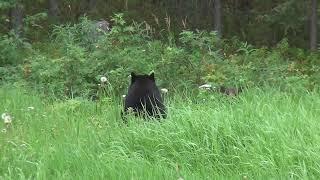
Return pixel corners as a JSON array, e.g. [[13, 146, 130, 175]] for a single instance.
[[127, 107, 134, 113], [4, 116, 12, 124], [122, 95, 126, 98], [2, 113, 13, 124], [160, 88, 168, 93], [1, 113, 7, 120], [100, 76, 108, 83], [27, 106, 35, 110], [199, 84, 212, 89]]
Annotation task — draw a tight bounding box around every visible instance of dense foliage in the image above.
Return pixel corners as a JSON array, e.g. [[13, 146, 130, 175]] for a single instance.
[[0, 14, 319, 99], [0, 0, 317, 49], [0, 0, 319, 98]]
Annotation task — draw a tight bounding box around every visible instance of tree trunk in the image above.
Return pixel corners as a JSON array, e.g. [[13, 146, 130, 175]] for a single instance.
[[10, 2, 24, 36], [239, 0, 251, 40], [88, 0, 97, 12], [310, 0, 317, 51], [48, 0, 60, 23], [213, 0, 222, 38]]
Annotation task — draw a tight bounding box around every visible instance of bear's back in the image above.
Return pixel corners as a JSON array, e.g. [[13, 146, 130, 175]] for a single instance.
[[124, 73, 166, 118]]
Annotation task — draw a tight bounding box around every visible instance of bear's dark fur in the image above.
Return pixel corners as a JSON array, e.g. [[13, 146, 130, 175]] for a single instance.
[[219, 86, 243, 96], [123, 72, 166, 119]]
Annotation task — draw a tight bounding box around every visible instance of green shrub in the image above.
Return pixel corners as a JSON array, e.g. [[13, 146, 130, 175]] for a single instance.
[[5, 13, 317, 99], [0, 32, 31, 66]]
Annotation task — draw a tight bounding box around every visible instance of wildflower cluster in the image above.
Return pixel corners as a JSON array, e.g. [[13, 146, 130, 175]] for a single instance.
[[2, 113, 13, 124]]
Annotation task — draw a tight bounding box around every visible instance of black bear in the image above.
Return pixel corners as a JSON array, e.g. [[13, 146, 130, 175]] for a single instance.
[[219, 86, 243, 96], [123, 72, 166, 120]]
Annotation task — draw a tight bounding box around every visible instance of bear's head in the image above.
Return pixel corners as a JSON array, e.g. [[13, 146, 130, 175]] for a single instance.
[[130, 72, 155, 85]]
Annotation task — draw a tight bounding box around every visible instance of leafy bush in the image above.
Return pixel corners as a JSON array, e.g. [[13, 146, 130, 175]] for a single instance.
[[5, 13, 318, 99], [0, 32, 31, 66]]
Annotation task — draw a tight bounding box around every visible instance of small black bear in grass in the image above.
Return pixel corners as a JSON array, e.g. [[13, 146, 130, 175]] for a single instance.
[[123, 72, 166, 119], [219, 86, 243, 96]]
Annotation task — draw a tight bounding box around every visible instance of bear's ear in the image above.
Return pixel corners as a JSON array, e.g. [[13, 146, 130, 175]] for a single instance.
[[149, 72, 155, 81], [131, 72, 136, 83]]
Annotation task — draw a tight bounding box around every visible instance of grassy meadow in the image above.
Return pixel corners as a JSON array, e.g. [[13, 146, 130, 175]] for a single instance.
[[1, 85, 320, 179]]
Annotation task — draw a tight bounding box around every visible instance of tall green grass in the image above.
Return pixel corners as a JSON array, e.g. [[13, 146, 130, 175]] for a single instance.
[[1, 86, 320, 179]]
